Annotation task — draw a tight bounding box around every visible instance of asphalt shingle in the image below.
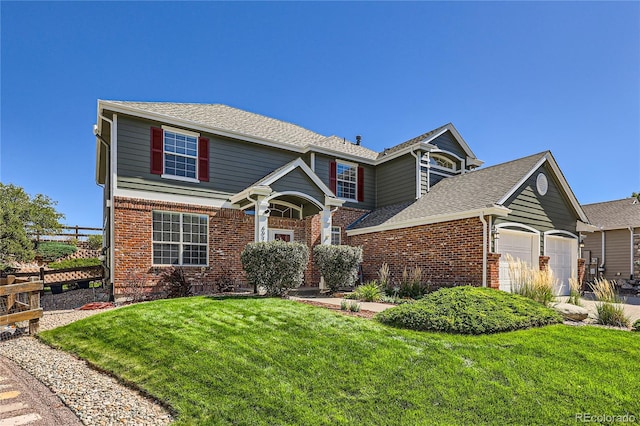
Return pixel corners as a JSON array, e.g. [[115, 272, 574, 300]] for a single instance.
[[582, 198, 640, 230]]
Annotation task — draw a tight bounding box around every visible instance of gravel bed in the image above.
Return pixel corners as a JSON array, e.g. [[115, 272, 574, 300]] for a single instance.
[[1, 308, 174, 425]]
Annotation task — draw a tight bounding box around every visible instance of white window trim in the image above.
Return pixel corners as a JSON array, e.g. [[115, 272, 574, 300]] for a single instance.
[[268, 229, 294, 242], [429, 154, 457, 172], [336, 160, 358, 202], [160, 126, 201, 182], [152, 210, 209, 267]]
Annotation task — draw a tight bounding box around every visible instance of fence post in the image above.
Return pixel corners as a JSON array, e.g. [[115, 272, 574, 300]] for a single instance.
[[29, 290, 40, 334]]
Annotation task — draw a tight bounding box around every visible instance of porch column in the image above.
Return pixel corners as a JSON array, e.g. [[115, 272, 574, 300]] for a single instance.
[[320, 206, 332, 245], [255, 196, 270, 242]]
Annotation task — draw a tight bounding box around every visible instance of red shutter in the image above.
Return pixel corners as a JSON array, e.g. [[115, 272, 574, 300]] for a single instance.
[[357, 166, 364, 202], [329, 161, 337, 194], [150, 127, 164, 175], [198, 137, 209, 182]]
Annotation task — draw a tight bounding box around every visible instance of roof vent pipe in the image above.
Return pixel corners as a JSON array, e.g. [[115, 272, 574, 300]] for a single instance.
[[355, 135, 362, 146]]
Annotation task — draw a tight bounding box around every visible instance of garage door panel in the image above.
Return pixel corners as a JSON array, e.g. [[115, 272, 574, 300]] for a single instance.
[[545, 235, 577, 297], [497, 230, 539, 293]]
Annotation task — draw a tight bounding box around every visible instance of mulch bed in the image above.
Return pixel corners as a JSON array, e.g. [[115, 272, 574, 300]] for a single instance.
[[293, 299, 377, 319]]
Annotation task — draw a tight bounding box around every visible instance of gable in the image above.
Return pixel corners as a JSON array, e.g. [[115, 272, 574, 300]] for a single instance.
[[496, 162, 579, 233], [269, 167, 326, 204], [430, 131, 468, 160]]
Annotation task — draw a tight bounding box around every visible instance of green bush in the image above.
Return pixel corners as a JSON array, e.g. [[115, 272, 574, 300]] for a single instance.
[[241, 241, 309, 296], [349, 281, 382, 302], [87, 234, 103, 250], [632, 319, 640, 332], [48, 257, 102, 269], [36, 241, 77, 262], [313, 245, 362, 292], [375, 286, 562, 334]]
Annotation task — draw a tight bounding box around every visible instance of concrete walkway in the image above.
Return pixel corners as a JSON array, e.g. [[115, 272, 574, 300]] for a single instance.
[[293, 295, 640, 325]]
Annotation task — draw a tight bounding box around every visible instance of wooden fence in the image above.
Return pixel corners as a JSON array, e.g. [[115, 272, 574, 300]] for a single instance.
[[31, 225, 102, 241], [0, 276, 43, 334], [12, 265, 105, 287]]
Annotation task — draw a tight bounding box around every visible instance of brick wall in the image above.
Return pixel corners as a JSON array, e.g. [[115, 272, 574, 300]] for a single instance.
[[348, 217, 487, 287], [487, 253, 501, 289], [113, 197, 255, 299]]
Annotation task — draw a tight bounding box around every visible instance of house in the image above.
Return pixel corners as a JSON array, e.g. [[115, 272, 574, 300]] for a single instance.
[[581, 198, 640, 282], [94, 100, 592, 300]]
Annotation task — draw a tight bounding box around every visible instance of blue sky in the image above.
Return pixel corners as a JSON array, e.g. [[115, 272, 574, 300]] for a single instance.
[[1, 1, 638, 227]]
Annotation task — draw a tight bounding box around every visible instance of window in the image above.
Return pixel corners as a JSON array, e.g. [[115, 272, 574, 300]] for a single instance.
[[151, 126, 209, 182], [152, 211, 208, 266], [329, 160, 364, 202], [331, 226, 341, 245], [336, 162, 357, 200], [429, 155, 456, 171], [164, 130, 198, 179]]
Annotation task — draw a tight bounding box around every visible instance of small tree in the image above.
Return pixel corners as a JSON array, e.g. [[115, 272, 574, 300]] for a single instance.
[[241, 241, 309, 296], [632, 192, 640, 202], [0, 183, 64, 265], [313, 245, 363, 292]]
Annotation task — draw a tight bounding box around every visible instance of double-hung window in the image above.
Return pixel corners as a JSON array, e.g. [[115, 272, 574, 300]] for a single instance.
[[164, 130, 198, 180], [152, 211, 208, 266], [151, 126, 209, 182], [336, 162, 357, 200], [331, 226, 341, 245]]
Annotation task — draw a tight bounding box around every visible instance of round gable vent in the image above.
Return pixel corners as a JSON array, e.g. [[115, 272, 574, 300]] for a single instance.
[[536, 173, 548, 196]]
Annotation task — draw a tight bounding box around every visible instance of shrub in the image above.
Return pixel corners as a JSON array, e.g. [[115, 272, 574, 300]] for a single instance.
[[159, 267, 192, 299], [632, 319, 640, 332], [348, 301, 361, 312], [378, 263, 390, 289], [590, 278, 630, 327], [376, 286, 562, 334], [313, 245, 362, 292], [241, 241, 309, 296], [350, 281, 382, 302], [87, 234, 103, 250], [48, 257, 102, 269], [505, 254, 556, 305], [36, 241, 77, 262]]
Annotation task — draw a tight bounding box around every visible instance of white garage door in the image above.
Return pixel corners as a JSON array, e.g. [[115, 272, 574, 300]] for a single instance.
[[545, 235, 578, 296], [497, 229, 539, 293]]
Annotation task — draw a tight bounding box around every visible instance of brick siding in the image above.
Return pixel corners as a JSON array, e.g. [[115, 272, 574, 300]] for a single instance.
[[348, 217, 488, 287]]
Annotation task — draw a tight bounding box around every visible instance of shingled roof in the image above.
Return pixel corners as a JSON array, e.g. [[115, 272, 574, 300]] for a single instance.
[[582, 198, 640, 230], [349, 152, 549, 231], [102, 101, 380, 160]]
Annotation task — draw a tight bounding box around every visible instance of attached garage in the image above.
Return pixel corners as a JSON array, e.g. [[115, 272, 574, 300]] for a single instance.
[[544, 233, 578, 296], [496, 227, 540, 293]]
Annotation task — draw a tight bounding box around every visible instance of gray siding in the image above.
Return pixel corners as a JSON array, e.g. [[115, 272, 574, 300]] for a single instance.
[[420, 169, 456, 195], [582, 231, 603, 268], [495, 163, 579, 235], [376, 154, 416, 207], [431, 132, 467, 159], [116, 115, 300, 196], [270, 167, 325, 205], [314, 154, 375, 210]]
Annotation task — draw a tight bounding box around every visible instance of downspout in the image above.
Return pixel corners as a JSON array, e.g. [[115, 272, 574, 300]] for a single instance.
[[99, 113, 115, 301], [479, 213, 488, 287], [600, 231, 605, 269], [409, 149, 421, 199]]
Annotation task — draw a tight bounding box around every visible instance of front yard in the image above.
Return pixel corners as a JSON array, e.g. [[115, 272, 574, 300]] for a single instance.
[[40, 297, 640, 425]]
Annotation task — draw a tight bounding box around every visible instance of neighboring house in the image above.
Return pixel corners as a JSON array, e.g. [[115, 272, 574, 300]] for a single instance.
[[581, 198, 640, 282], [94, 100, 592, 300]]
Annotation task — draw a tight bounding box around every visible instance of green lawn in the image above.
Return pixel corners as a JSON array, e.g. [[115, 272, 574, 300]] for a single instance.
[[39, 297, 640, 425]]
